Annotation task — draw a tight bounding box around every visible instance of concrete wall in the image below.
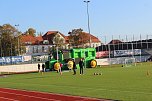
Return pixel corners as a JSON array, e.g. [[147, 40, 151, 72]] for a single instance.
[[0, 63, 43, 73]]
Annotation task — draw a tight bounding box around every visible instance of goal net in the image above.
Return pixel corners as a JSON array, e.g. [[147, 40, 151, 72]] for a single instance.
[[124, 58, 136, 67]]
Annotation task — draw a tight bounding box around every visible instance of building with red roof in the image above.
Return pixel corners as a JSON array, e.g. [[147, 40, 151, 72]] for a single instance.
[[21, 31, 101, 55]]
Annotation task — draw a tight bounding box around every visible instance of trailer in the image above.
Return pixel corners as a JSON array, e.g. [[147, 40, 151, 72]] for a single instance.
[[45, 48, 97, 71]]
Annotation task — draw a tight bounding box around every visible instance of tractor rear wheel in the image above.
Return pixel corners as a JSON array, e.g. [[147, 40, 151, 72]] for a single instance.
[[67, 60, 74, 69]]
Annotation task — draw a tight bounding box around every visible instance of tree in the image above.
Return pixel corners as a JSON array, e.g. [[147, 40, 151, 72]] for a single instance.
[[68, 28, 89, 48], [0, 24, 25, 57], [25, 28, 36, 36], [37, 32, 43, 36]]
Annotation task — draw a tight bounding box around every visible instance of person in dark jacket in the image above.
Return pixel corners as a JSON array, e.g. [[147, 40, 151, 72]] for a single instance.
[[38, 63, 40, 73], [42, 64, 45, 72], [72, 59, 76, 75], [79, 58, 84, 75]]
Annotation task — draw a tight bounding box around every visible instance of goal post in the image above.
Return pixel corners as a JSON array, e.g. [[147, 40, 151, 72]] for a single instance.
[[124, 58, 136, 67]]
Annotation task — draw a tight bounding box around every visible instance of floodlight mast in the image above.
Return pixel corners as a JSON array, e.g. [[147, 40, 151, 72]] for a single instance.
[[84, 1, 91, 47]]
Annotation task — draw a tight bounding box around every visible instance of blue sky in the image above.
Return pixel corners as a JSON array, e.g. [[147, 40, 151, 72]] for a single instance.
[[1, 0, 152, 43]]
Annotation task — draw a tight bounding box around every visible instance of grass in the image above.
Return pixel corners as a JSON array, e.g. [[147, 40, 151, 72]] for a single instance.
[[0, 62, 152, 101]]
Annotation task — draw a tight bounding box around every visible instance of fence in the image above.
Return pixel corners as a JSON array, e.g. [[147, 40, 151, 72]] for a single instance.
[[96, 55, 150, 66], [0, 63, 43, 73], [0, 55, 49, 66]]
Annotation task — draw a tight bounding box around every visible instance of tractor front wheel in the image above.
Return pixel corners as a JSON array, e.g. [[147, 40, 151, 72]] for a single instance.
[[54, 62, 60, 71], [90, 59, 97, 68]]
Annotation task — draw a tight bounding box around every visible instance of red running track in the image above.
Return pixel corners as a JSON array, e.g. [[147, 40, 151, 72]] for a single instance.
[[0, 88, 112, 101]]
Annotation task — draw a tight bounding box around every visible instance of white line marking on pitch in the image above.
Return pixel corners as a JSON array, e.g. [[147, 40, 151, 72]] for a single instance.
[[1, 81, 152, 96], [0, 97, 19, 101], [4, 81, 152, 95]]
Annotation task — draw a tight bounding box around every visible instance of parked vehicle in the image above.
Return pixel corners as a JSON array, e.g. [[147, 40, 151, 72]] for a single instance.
[[45, 48, 97, 71]]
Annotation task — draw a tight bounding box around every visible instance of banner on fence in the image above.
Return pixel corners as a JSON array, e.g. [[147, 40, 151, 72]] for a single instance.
[[96, 59, 110, 65], [0, 56, 24, 64], [23, 55, 32, 61], [114, 49, 141, 57], [96, 51, 109, 58]]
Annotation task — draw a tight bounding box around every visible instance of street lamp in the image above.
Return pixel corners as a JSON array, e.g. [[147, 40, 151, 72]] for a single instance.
[[0, 33, 2, 57], [15, 24, 20, 55], [84, 1, 91, 47]]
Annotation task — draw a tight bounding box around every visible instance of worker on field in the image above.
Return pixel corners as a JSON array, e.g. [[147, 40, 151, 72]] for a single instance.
[[42, 64, 45, 72], [79, 58, 84, 75], [72, 59, 76, 75], [38, 63, 40, 73], [59, 63, 63, 75]]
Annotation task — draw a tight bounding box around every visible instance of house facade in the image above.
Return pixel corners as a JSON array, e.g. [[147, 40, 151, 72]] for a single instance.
[[21, 31, 101, 55]]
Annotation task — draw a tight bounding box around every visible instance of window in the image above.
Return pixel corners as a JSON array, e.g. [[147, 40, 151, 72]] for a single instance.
[[42, 46, 44, 52], [43, 40, 49, 44]]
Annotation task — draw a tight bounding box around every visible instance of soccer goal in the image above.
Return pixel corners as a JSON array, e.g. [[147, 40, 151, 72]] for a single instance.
[[124, 58, 136, 67]]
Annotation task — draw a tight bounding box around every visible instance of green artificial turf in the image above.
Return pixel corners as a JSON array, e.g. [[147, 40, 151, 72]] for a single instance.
[[0, 62, 152, 101]]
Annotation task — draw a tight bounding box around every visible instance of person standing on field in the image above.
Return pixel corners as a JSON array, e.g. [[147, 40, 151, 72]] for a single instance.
[[79, 58, 84, 75], [59, 63, 63, 75], [72, 59, 76, 75], [42, 64, 45, 72], [38, 63, 40, 73]]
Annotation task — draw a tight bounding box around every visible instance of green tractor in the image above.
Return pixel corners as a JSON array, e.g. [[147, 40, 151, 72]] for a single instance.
[[45, 48, 97, 71]]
